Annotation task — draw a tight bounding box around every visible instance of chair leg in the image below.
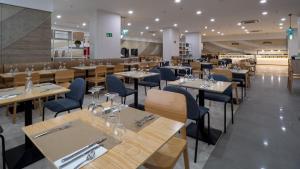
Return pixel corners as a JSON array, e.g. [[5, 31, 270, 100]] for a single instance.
[[121, 97, 124, 104], [68, 110, 70, 113], [207, 112, 210, 145], [231, 99, 234, 124], [194, 120, 200, 163], [0, 135, 5, 169], [124, 97, 126, 104], [183, 145, 190, 169], [54, 111, 61, 118], [42, 107, 46, 121], [224, 103, 227, 133], [235, 87, 239, 104]]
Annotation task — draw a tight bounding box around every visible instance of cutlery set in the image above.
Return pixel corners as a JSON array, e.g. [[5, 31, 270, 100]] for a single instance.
[[136, 114, 155, 127]]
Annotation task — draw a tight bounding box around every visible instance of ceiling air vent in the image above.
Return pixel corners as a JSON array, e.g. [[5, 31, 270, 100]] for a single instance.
[[262, 41, 272, 45], [250, 30, 261, 33], [232, 42, 239, 46], [241, 19, 259, 24]]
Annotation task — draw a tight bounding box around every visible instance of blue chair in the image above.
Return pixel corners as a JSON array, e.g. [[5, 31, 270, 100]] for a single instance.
[[164, 86, 210, 163], [106, 75, 136, 104], [160, 68, 180, 86], [43, 78, 85, 121], [200, 74, 234, 133], [0, 125, 5, 169], [139, 68, 161, 95]]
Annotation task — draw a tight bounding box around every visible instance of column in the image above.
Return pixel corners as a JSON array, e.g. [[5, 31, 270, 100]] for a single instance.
[[163, 28, 179, 61], [185, 33, 202, 59], [89, 9, 121, 59]]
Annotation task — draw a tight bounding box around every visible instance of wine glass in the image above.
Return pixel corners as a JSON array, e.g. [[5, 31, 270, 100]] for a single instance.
[[9, 65, 14, 74], [14, 65, 19, 73], [188, 68, 194, 80]]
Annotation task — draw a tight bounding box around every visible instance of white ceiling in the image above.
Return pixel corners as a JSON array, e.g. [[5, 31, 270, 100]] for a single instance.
[[52, 0, 300, 38]]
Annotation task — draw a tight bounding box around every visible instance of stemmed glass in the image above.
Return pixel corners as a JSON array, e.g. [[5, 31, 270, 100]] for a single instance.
[[188, 68, 194, 80], [9, 65, 14, 74], [14, 65, 19, 73], [184, 69, 189, 80]]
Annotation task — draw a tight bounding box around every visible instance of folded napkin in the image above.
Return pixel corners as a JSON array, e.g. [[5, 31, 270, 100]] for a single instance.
[[54, 144, 107, 169]]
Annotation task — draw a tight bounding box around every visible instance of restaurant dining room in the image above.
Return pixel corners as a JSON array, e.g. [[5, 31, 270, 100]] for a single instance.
[[0, 0, 300, 169]]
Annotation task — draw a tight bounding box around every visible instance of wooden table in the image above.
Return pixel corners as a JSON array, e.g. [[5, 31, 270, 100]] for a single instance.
[[23, 108, 184, 169], [0, 84, 70, 169], [114, 71, 159, 109], [168, 79, 232, 145]]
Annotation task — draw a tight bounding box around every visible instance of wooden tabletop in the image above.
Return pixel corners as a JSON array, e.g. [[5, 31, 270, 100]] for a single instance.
[[0, 83, 70, 106], [122, 62, 140, 66], [0, 69, 68, 79], [72, 65, 115, 70], [163, 65, 191, 70], [23, 109, 184, 169], [115, 71, 159, 79], [168, 78, 232, 93]]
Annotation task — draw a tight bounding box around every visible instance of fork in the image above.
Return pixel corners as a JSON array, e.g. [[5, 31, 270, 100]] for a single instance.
[[73, 149, 96, 169]]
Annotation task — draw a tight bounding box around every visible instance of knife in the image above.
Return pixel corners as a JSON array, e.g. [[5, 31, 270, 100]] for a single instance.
[[60, 138, 107, 163], [34, 124, 71, 139]]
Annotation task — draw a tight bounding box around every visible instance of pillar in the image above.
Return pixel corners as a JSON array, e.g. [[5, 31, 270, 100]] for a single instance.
[[163, 28, 179, 61]]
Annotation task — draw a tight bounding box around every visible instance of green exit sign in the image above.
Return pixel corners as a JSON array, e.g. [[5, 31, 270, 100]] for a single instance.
[[106, 33, 113, 37]]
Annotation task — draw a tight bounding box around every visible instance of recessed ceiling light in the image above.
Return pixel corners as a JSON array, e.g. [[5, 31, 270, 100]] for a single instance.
[[210, 18, 215, 22], [82, 22, 86, 26], [196, 10, 202, 15], [211, 29, 215, 32], [281, 126, 286, 132], [217, 32, 220, 34], [279, 23, 284, 26], [173, 23, 178, 27], [202, 33, 206, 36], [56, 15, 61, 19], [140, 32, 144, 35], [263, 140, 269, 146], [262, 11, 268, 16], [241, 26, 245, 29], [127, 22, 132, 26], [155, 18, 160, 22], [174, 0, 181, 3], [260, 0, 267, 4], [246, 31, 250, 34], [237, 22, 242, 26], [279, 26, 283, 29], [185, 30, 189, 33], [221, 33, 224, 36], [145, 26, 149, 30], [204, 26, 208, 29], [152, 33, 156, 37], [244, 29, 248, 32], [281, 18, 286, 21], [128, 10, 134, 14], [160, 29, 163, 32]]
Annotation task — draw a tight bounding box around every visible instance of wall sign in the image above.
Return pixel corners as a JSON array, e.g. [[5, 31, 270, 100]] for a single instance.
[[106, 33, 113, 37]]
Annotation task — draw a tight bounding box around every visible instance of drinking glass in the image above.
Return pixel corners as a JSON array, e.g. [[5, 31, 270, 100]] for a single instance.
[[9, 65, 14, 74], [14, 65, 19, 73]]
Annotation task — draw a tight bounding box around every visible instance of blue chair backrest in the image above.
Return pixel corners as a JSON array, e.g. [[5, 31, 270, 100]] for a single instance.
[[66, 78, 85, 106], [160, 68, 177, 81], [143, 68, 161, 84], [164, 86, 204, 119], [106, 75, 126, 96], [162, 61, 170, 66], [211, 74, 232, 96]]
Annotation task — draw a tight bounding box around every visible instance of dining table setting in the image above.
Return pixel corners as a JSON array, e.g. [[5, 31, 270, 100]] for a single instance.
[[21, 100, 183, 169]]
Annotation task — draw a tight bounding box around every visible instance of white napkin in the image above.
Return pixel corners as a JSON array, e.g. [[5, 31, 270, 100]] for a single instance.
[[54, 145, 107, 169]]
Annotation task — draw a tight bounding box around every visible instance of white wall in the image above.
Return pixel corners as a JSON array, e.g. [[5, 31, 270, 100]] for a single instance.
[[163, 28, 179, 61], [185, 33, 202, 58], [0, 0, 53, 11], [89, 10, 121, 59]]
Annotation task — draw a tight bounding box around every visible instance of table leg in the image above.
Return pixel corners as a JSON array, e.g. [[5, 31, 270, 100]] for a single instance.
[[186, 90, 222, 145], [85, 70, 89, 93], [134, 79, 138, 107], [5, 100, 44, 169], [175, 69, 178, 77]]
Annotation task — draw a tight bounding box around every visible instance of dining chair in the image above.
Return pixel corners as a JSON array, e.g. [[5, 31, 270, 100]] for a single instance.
[[86, 66, 106, 87], [55, 69, 75, 88], [198, 74, 234, 133], [164, 86, 210, 163], [0, 125, 6, 169], [212, 69, 240, 104], [190, 62, 202, 78], [144, 89, 190, 169], [113, 64, 125, 81], [42, 78, 85, 121], [159, 68, 180, 86], [106, 75, 136, 104], [139, 68, 161, 95]]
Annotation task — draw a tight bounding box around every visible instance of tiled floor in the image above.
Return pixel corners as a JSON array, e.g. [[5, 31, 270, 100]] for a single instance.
[[1, 65, 295, 169]]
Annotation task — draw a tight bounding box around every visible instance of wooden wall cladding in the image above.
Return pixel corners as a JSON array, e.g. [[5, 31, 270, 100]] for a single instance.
[[0, 4, 52, 64]]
